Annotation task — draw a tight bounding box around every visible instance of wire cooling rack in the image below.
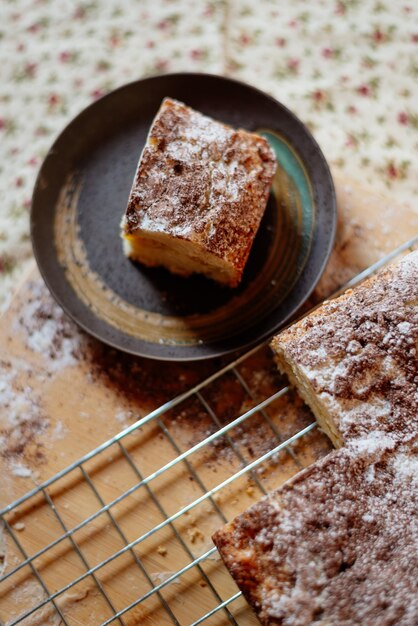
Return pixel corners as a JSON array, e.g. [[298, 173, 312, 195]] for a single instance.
[[1, 236, 417, 626]]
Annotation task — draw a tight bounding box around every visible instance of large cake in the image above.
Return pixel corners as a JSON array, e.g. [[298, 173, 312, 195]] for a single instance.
[[213, 251, 418, 625], [213, 440, 418, 626], [271, 251, 418, 448]]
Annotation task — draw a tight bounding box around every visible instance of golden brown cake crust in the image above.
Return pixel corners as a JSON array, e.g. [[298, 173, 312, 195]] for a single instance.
[[122, 98, 277, 283], [271, 251, 418, 447], [214, 253, 418, 625], [213, 441, 418, 626]]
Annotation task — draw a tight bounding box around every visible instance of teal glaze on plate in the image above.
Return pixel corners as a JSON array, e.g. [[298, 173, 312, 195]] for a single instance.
[[260, 129, 315, 277]]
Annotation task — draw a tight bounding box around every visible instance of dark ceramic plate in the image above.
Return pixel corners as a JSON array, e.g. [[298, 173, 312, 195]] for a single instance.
[[31, 73, 336, 361]]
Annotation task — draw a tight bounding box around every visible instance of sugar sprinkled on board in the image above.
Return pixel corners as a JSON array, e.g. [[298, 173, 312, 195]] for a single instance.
[[0, 355, 74, 477], [10, 461, 33, 478], [13, 280, 89, 372], [0, 362, 48, 471], [115, 409, 134, 426], [6, 577, 61, 625], [51, 420, 66, 440]]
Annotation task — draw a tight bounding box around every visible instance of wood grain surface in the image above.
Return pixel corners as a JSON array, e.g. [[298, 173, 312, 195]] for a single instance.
[[0, 174, 416, 625]]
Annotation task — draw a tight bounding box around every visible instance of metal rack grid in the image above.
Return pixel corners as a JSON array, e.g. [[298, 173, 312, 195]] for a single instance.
[[1, 235, 417, 626]]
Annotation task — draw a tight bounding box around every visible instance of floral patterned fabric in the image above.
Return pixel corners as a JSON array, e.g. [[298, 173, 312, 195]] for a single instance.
[[226, 0, 418, 199], [1, 0, 417, 310]]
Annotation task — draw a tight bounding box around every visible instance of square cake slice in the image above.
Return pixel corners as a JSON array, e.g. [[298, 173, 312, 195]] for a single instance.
[[121, 98, 277, 287], [213, 440, 418, 626], [271, 251, 418, 448]]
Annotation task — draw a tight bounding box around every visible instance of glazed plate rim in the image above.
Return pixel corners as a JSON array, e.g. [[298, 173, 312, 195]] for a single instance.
[[30, 72, 336, 361]]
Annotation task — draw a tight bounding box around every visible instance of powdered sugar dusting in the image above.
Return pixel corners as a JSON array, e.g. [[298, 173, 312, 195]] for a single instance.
[[214, 443, 418, 626], [14, 280, 89, 372], [364, 463, 375, 483], [6, 577, 61, 626], [397, 321, 411, 334], [139, 209, 192, 239], [115, 409, 134, 427], [392, 452, 418, 486], [51, 420, 67, 441], [0, 362, 48, 473], [9, 461, 34, 478], [0, 372, 35, 427], [348, 430, 396, 455], [273, 251, 418, 447], [400, 249, 418, 274], [0, 330, 75, 480], [216, 253, 418, 626], [123, 98, 277, 276]]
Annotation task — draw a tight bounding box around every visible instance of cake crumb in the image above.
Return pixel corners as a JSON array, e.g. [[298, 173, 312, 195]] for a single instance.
[[12, 522, 25, 532], [61, 587, 90, 604], [157, 546, 167, 556], [188, 528, 204, 544]]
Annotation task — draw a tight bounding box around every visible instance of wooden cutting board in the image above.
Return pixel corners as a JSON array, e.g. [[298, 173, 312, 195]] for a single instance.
[[0, 174, 416, 625]]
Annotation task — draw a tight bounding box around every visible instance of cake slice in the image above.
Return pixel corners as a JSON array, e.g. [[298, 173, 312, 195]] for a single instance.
[[121, 98, 277, 287], [271, 251, 418, 447], [213, 440, 418, 626]]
